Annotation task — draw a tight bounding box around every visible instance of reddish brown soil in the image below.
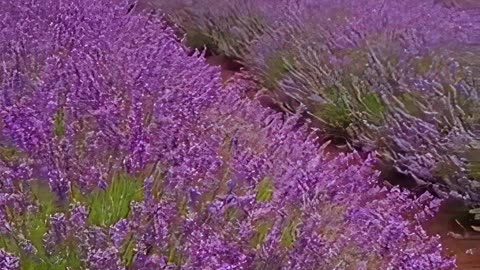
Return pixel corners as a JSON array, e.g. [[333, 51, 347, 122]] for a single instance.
[[205, 55, 238, 83], [426, 199, 480, 270]]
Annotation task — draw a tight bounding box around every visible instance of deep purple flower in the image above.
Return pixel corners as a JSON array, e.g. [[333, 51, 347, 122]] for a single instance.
[[0, 249, 19, 270]]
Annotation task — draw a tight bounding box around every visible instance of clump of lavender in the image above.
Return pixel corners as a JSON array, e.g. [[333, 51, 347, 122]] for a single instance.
[[154, 0, 289, 57], [277, 0, 480, 202], [0, 0, 455, 269], [0, 249, 19, 270], [153, 0, 480, 204]]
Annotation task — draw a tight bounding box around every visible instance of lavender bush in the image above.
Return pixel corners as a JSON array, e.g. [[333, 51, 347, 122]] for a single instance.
[[152, 0, 480, 204], [0, 0, 456, 269]]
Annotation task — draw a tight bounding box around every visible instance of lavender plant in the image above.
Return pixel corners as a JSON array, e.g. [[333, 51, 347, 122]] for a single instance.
[[278, 2, 480, 202], [153, 0, 286, 57], [152, 0, 480, 204], [0, 0, 456, 269]]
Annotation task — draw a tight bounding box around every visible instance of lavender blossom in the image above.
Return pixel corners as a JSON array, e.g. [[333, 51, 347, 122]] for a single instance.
[[0, 249, 19, 270], [153, 0, 480, 204], [0, 0, 456, 269], [87, 246, 125, 270]]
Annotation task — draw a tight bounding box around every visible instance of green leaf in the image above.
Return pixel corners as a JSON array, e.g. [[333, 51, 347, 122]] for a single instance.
[[250, 221, 272, 249], [313, 85, 352, 129], [166, 238, 183, 265], [121, 234, 136, 267], [177, 196, 188, 217], [0, 236, 20, 254], [24, 182, 58, 255], [264, 51, 295, 90], [224, 206, 245, 221], [361, 93, 386, 124], [414, 56, 433, 75], [256, 177, 274, 202], [0, 146, 22, 161], [87, 173, 143, 227], [280, 220, 299, 248], [468, 160, 480, 181], [185, 29, 217, 51], [53, 109, 65, 137], [31, 181, 57, 216]]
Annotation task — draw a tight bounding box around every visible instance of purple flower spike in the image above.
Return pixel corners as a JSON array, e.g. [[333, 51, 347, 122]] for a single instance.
[[0, 249, 19, 270]]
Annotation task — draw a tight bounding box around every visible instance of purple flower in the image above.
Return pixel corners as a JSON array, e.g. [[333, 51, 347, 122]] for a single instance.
[[132, 253, 167, 270], [110, 219, 130, 249], [87, 246, 125, 270], [0, 249, 19, 270], [44, 213, 68, 255], [0, 0, 457, 268], [69, 203, 88, 233]]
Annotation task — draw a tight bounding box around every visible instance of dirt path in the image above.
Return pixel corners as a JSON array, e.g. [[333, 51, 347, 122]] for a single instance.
[[425, 199, 480, 269], [205, 55, 238, 83]]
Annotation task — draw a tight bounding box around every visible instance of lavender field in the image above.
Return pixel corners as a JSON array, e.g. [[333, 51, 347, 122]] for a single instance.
[[0, 0, 479, 269]]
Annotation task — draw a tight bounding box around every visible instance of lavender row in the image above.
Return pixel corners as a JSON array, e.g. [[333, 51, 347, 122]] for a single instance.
[[1, 0, 454, 269], [151, 0, 480, 203]]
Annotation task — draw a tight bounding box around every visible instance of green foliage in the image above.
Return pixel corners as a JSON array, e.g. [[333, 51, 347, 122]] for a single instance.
[[120, 233, 136, 267], [207, 15, 266, 58], [0, 173, 144, 269], [53, 109, 65, 137], [470, 163, 480, 181], [167, 241, 182, 265], [19, 248, 82, 270], [455, 92, 480, 128], [317, 103, 351, 129], [0, 146, 23, 161], [314, 86, 352, 129], [84, 173, 143, 227], [177, 195, 189, 217], [0, 237, 20, 255], [263, 52, 295, 90], [413, 56, 433, 75], [397, 92, 425, 118], [256, 177, 273, 202], [280, 219, 299, 248], [464, 149, 480, 181], [182, 14, 265, 58], [432, 161, 458, 186], [224, 206, 246, 221], [0, 181, 83, 270], [0, 181, 57, 254], [27, 182, 58, 253], [359, 93, 386, 124], [185, 29, 218, 51], [342, 48, 371, 76], [250, 220, 272, 249]]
